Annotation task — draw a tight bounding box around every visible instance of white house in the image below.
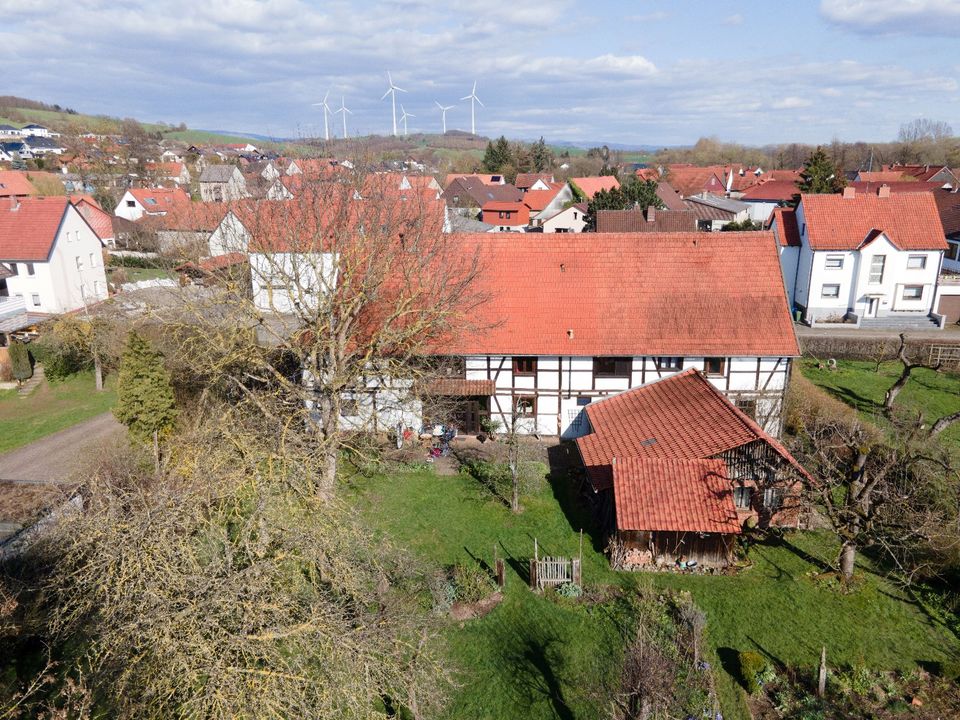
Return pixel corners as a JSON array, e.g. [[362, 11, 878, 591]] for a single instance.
[[0, 197, 108, 314], [199, 165, 248, 202], [779, 188, 947, 326], [20, 124, 52, 138], [114, 187, 191, 221], [541, 203, 588, 233]]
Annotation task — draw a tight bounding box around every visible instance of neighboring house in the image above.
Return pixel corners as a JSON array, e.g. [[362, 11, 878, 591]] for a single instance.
[[146, 161, 191, 186], [114, 187, 192, 221], [22, 137, 64, 155], [20, 124, 52, 138], [0, 171, 37, 199], [655, 181, 687, 211], [0, 197, 108, 314], [766, 207, 803, 304], [569, 176, 620, 199], [444, 173, 506, 187], [431, 232, 798, 439], [441, 176, 523, 211], [541, 203, 588, 233], [575, 369, 809, 567], [740, 180, 800, 222], [684, 194, 750, 230], [72, 198, 116, 248], [1, 141, 32, 161], [596, 207, 697, 233], [847, 181, 944, 196], [935, 188, 960, 272], [856, 170, 913, 183], [199, 165, 249, 202], [881, 164, 957, 186], [0, 124, 22, 137], [781, 187, 947, 325], [151, 202, 229, 254], [522, 182, 573, 225], [447, 213, 496, 233], [481, 201, 530, 231], [515, 173, 555, 192], [663, 166, 726, 198]]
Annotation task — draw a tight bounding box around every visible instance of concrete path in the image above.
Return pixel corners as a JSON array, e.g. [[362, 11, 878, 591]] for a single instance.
[[0, 412, 124, 483]]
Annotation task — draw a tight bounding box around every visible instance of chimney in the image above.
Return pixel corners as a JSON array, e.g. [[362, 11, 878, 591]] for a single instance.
[[877, 184, 891, 198], [9, 196, 19, 212], [645, 206, 656, 222], [566, 329, 574, 340], [842, 187, 856, 199]]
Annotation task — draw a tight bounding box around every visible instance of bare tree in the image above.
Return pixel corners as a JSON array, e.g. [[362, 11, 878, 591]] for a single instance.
[[898, 118, 954, 144], [155, 171, 486, 495], [882, 334, 960, 437]]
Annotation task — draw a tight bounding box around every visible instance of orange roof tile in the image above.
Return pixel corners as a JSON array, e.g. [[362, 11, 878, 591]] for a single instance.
[[576, 369, 809, 491], [801, 192, 947, 250], [858, 170, 912, 183], [515, 173, 554, 189], [740, 180, 799, 202], [128, 187, 191, 214], [0, 197, 70, 261], [0, 171, 37, 198], [73, 200, 114, 241], [444, 233, 799, 357], [613, 458, 741, 534], [663, 167, 726, 197], [767, 207, 801, 247], [521, 183, 565, 212]]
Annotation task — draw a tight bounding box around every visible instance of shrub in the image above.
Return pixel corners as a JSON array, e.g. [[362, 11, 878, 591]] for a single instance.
[[31, 334, 88, 380], [7, 340, 32, 384], [738, 650, 769, 694], [451, 561, 495, 603], [555, 582, 582, 599]]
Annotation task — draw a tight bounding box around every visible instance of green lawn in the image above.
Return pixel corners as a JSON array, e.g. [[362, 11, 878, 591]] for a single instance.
[[107, 267, 174, 283], [799, 358, 960, 453], [0, 370, 116, 454], [353, 466, 959, 720]]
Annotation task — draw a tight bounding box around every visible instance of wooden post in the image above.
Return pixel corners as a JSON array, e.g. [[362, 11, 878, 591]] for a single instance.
[[572, 558, 581, 586], [817, 646, 827, 697], [495, 558, 505, 588], [529, 558, 538, 590]]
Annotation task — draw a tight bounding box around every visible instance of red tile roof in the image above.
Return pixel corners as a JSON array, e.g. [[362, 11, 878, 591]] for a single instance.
[[848, 181, 943, 195], [128, 187, 191, 214], [481, 201, 530, 226], [423, 378, 496, 396], [933, 188, 960, 237], [767, 207, 801, 247], [521, 183, 565, 213], [199, 252, 248, 271], [570, 176, 620, 198], [857, 170, 912, 183], [740, 180, 799, 202], [443, 233, 799, 357], [800, 192, 947, 251], [596, 209, 696, 233], [576, 369, 808, 490], [656, 182, 687, 211], [515, 173, 554, 189], [613, 457, 741, 534], [664, 167, 725, 197], [0, 197, 70, 261], [73, 200, 114, 241], [882, 164, 957, 183], [0, 171, 37, 198]]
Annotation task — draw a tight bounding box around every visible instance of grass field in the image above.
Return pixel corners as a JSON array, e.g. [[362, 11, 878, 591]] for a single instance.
[[354, 465, 959, 720], [107, 267, 174, 283], [0, 370, 116, 454], [799, 358, 960, 453]]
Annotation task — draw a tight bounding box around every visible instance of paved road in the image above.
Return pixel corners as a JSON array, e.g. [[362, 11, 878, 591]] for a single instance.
[[0, 412, 124, 483]]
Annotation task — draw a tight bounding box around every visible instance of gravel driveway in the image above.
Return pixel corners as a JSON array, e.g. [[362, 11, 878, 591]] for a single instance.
[[0, 412, 124, 483]]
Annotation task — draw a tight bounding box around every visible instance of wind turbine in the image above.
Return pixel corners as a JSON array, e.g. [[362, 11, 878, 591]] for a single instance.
[[380, 71, 406, 137], [399, 104, 415, 137], [460, 80, 483, 135], [435, 101, 454, 134], [310, 91, 332, 141], [335, 96, 352, 138]]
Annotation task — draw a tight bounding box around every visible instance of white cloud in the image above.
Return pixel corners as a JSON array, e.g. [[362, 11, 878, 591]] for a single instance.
[[772, 96, 813, 110], [722, 13, 744, 26], [820, 0, 960, 36]]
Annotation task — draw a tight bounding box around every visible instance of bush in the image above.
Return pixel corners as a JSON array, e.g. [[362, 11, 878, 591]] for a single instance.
[[555, 582, 582, 599], [738, 650, 769, 694], [31, 334, 88, 380], [7, 340, 32, 384], [451, 561, 495, 603]]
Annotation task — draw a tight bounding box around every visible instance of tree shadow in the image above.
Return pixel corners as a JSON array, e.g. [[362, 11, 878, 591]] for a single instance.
[[821, 385, 882, 414], [545, 442, 607, 556], [760, 533, 834, 574]]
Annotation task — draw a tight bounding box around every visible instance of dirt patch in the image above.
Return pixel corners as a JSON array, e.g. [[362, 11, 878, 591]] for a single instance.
[[450, 591, 503, 621]]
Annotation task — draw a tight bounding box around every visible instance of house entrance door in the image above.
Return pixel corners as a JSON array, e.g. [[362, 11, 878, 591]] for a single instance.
[[865, 296, 880, 318]]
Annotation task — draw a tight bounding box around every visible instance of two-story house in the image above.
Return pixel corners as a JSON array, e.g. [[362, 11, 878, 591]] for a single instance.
[[114, 187, 192, 222], [770, 187, 947, 326], [0, 198, 108, 315], [199, 165, 249, 202]]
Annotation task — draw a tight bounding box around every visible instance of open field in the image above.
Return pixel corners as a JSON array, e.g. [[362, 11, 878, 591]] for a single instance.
[[354, 462, 959, 720], [0, 371, 116, 455]]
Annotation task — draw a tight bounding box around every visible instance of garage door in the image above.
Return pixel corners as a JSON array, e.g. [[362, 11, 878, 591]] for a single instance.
[[937, 295, 960, 325]]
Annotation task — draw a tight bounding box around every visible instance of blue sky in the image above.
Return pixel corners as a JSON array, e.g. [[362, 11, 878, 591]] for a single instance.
[[1, 0, 958, 146]]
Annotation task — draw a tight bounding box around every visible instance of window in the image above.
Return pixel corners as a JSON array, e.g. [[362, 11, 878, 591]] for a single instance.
[[825, 255, 844, 269], [734, 397, 758, 419], [655, 357, 683, 371], [947, 241, 960, 262], [902, 285, 923, 300], [868, 255, 885, 284], [25, 262, 34, 276], [89, 252, 96, 268], [907, 255, 927, 270], [31, 293, 40, 307], [593, 357, 632, 378], [576, 396, 592, 406], [8, 263, 16, 276], [734, 486, 753, 510], [513, 357, 537, 376], [704, 357, 726, 376], [514, 395, 536, 417], [821, 284, 840, 298], [75, 256, 83, 270], [126, 199, 135, 207], [762, 487, 784, 511]]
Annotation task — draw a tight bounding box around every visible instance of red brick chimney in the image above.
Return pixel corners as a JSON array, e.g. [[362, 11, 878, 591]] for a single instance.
[[877, 184, 891, 198], [842, 186, 856, 199]]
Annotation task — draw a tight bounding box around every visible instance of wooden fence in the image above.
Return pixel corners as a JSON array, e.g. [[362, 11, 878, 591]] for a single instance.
[[528, 535, 584, 591], [929, 345, 960, 370]]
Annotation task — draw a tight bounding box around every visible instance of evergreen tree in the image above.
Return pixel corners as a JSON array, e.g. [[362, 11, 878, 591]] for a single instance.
[[584, 178, 664, 230], [7, 340, 32, 385], [114, 332, 176, 470], [798, 146, 846, 195], [530, 136, 552, 172], [481, 135, 512, 173]]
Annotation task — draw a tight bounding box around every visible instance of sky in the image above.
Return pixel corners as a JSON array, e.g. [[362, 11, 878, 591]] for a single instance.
[[1, 0, 959, 146]]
